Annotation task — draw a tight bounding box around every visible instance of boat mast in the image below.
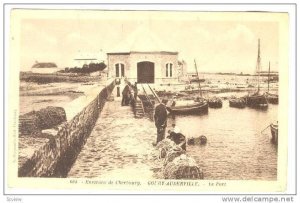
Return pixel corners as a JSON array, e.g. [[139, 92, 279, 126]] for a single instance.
[[256, 39, 261, 93], [194, 59, 203, 98], [267, 61, 270, 93]]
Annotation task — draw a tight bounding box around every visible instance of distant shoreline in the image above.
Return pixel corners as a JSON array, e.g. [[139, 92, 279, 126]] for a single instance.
[[20, 71, 103, 84], [198, 72, 278, 77]]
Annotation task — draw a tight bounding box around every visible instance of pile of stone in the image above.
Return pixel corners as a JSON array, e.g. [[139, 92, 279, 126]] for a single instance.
[[19, 106, 66, 135], [156, 139, 204, 180]]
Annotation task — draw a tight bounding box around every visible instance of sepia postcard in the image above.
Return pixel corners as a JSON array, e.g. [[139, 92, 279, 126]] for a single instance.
[[6, 8, 291, 193]]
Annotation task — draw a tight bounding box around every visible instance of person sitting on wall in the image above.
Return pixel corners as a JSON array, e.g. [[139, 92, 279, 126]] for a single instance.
[[167, 126, 187, 151]]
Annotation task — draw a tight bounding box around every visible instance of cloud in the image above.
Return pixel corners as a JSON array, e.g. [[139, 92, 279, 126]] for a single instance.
[[222, 24, 255, 44]]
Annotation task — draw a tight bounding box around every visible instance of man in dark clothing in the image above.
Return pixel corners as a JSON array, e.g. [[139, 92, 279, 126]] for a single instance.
[[154, 99, 168, 145], [133, 82, 138, 100], [121, 85, 130, 106], [167, 126, 186, 151]]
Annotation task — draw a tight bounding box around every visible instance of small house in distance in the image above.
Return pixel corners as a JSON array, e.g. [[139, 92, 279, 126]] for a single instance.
[[107, 26, 186, 85]]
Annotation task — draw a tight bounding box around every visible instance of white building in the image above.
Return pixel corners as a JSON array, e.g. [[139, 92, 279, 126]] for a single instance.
[[107, 26, 185, 85]]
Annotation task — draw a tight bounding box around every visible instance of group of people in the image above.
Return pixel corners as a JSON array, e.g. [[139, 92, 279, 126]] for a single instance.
[[121, 82, 138, 106], [121, 81, 186, 150], [153, 99, 186, 151]]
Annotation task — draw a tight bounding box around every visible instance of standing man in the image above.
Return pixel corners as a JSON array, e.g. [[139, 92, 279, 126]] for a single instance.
[[154, 99, 168, 145], [121, 84, 130, 106], [133, 82, 138, 100]]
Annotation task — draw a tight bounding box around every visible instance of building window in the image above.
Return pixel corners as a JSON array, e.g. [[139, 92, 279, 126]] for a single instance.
[[166, 63, 173, 77], [115, 63, 125, 77]]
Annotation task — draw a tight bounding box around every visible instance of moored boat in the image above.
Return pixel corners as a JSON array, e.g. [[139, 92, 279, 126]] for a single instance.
[[229, 97, 246, 108], [265, 62, 279, 104], [167, 59, 208, 115], [270, 122, 278, 144], [208, 97, 222, 108], [265, 92, 278, 104], [245, 93, 268, 109], [245, 39, 268, 109], [167, 100, 208, 115]]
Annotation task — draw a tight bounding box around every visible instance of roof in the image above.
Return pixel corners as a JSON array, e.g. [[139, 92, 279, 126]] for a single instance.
[[107, 25, 177, 54]]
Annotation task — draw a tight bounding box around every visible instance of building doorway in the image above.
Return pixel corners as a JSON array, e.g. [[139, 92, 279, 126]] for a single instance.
[[137, 61, 154, 83]]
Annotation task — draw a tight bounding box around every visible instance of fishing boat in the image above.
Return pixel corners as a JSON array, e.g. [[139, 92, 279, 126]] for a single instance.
[[265, 92, 278, 104], [167, 100, 208, 115], [229, 97, 246, 108], [264, 61, 279, 104], [270, 122, 278, 144], [167, 60, 208, 115], [208, 97, 222, 108], [245, 39, 268, 109], [245, 93, 268, 109]]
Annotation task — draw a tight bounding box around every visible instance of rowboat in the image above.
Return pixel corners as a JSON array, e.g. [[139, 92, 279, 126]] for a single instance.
[[167, 100, 208, 115], [229, 97, 246, 108], [208, 97, 222, 108], [270, 123, 278, 144]]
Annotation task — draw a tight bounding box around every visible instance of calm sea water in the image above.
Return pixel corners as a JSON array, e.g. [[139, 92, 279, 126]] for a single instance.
[[168, 101, 278, 180]]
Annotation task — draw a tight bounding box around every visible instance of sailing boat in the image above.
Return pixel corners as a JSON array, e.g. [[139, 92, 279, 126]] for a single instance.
[[167, 60, 208, 115], [264, 62, 279, 104], [245, 39, 268, 109]]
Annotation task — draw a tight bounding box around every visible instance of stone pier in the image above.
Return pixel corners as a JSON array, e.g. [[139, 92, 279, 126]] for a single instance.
[[67, 99, 158, 179], [18, 80, 115, 177]]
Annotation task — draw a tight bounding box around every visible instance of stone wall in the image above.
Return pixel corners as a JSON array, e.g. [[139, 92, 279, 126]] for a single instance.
[[18, 80, 115, 177]]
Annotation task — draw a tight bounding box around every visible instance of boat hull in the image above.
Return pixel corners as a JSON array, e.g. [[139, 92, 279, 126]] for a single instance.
[[229, 99, 246, 108], [265, 93, 278, 104], [208, 102, 222, 108], [168, 102, 208, 115], [245, 94, 268, 109], [270, 123, 278, 144], [208, 98, 222, 108]]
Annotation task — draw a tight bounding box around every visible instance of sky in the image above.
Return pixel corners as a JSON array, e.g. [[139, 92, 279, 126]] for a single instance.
[[17, 10, 281, 73]]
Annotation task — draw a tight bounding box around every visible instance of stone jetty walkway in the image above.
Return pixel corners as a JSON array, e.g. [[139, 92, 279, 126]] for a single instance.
[[67, 99, 159, 179]]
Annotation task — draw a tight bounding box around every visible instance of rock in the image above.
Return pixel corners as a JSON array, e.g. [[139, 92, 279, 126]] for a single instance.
[[187, 135, 207, 145], [19, 106, 67, 135]]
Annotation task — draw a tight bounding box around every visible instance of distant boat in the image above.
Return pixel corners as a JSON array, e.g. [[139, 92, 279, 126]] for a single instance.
[[245, 39, 268, 109], [208, 97, 222, 108], [190, 78, 205, 83], [188, 73, 205, 83], [270, 122, 278, 144], [264, 61, 279, 104], [229, 97, 246, 108]]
